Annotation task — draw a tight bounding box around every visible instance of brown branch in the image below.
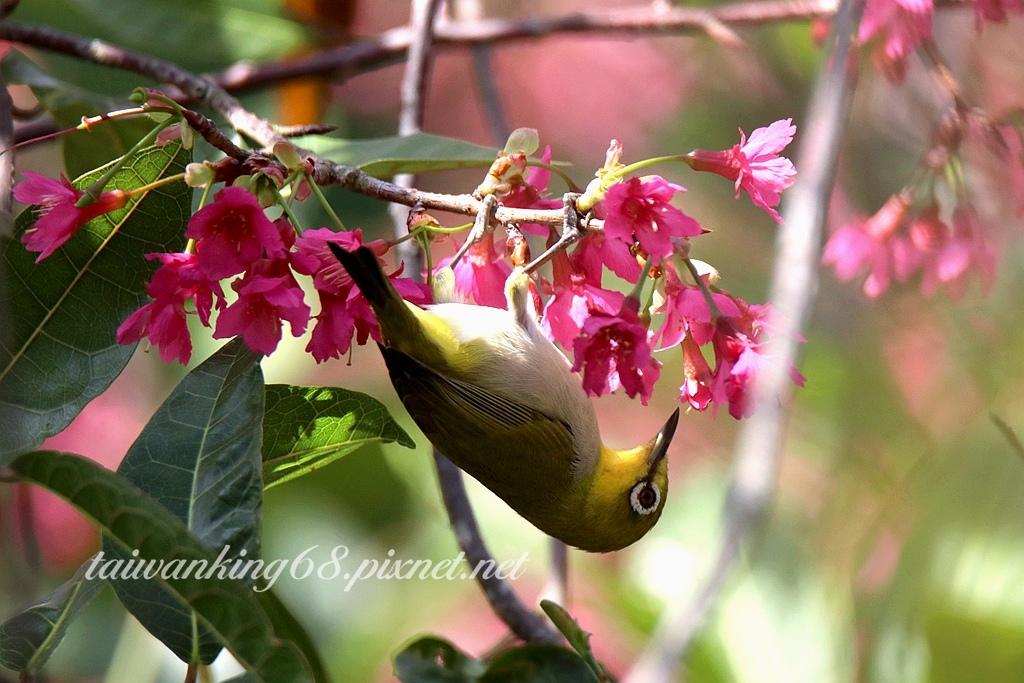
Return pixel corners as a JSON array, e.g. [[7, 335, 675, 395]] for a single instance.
[[623, 0, 864, 679]]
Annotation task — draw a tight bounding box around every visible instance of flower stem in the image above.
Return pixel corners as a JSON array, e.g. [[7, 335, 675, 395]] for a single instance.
[[526, 160, 580, 193], [76, 115, 179, 207], [615, 154, 692, 179], [270, 184, 305, 233], [124, 172, 186, 198], [305, 172, 346, 232], [683, 257, 724, 320]]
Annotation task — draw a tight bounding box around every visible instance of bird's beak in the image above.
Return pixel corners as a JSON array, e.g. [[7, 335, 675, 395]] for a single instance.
[[647, 407, 680, 468]]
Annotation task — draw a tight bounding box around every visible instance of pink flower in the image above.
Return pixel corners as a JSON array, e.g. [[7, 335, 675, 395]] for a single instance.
[[687, 120, 797, 222], [653, 262, 742, 350], [571, 298, 661, 405], [14, 172, 129, 262], [858, 0, 934, 80], [679, 335, 714, 411], [303, 238, 432, 362], [603, 176, 701, 259], [213, 260, 310, 355], [974, 0, 1023, 29], [919, 206, 998, 299], [185, 186, 287, 280], [116, 253, 224, 365], [502, 146, 562, 236], [540, 250, 625, 348], [822, 193, 911, 298], [443, 235, 511, 308], [572, 230, 642, 284]]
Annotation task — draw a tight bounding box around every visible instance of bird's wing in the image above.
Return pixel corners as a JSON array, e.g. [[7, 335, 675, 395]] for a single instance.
[[379, 344, 577, 491]]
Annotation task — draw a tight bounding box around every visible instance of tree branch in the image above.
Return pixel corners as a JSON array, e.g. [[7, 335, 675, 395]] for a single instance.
[[622, 0, 864, 679]]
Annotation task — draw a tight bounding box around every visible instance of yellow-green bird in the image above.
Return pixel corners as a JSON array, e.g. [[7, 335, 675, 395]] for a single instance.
[[330, 244, 679, 552]]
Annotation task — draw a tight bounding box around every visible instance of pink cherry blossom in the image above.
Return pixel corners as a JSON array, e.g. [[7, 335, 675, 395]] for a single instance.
[[571, 298, 661, 405], [292, 227, 388, 294], [679, 335, 714, 411], [572, 230, 642, 284], [687, 119, 797, 222], [442, 235, 511, 308], [540, 250, 625, 348], [116, 253, 224, 365], [213, 260, 310, 355], [15, 172, 129, 262], [185, 186, 287, 280], [653, 262, 741, 350], [602, 176, 702, 259], [858, 0, 934, 80], [919, 205, 998, 299], [822, 193, 911, 298]]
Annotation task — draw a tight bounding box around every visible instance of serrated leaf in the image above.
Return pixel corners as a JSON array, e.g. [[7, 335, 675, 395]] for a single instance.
[[393, 636, 481, 683], [0, 140, 191, 464], [0, 559, 105, 674], [9, 451, 312, 683], [103, 339, 264, 665], [538, 601, 603, 680], [480, 646, 601, 683], [262, 384, 415, 489], [290, 133, 500, 179]]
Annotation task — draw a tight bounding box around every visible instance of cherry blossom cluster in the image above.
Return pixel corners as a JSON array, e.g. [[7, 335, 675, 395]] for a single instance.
[[15, 119, 803, 418], [856, 0, 1021, 80], [823, 115, 1023, 300]]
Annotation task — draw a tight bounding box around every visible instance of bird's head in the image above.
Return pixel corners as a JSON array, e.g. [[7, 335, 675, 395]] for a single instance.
[[576, 408, 680, 553]]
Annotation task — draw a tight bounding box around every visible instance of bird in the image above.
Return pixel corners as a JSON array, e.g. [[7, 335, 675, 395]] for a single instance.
[[329, 244, 679, 552]]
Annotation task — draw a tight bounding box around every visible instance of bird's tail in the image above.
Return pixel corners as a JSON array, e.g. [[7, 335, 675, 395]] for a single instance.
[[328, 243, 395, 309]]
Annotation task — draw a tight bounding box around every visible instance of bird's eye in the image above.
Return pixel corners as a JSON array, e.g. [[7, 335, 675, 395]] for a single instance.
[[629, 481, 661, 515]]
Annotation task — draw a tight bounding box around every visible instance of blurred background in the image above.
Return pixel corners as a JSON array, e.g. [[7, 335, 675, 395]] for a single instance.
[[2, 0, 1024, 681]]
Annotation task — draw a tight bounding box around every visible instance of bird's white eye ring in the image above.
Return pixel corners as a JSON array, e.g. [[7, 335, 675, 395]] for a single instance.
[[630, 481, 661, 515]]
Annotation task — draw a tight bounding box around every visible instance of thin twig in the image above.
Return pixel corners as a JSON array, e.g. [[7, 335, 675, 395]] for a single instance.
[[622, 0, 863, 679], [0, 57, 14, 217], [390, 0, 444, 278], [433, 455, 564, 644]]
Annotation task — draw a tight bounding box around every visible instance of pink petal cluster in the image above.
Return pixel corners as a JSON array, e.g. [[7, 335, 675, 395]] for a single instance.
[[541, 249, 625, 348], [118, 187, 430, 363], [571, 297, 661, 406], [857, 0, 934, 80], [603, 176, 702, 259], [439, 235, 511, 308], [687, 119, 797, 222], [823, 195, 998, 300], [15, 172, 130, 262]]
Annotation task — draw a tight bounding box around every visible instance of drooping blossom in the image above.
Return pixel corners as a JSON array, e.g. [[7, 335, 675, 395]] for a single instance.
[[686, 119, 797, 222], [974, 0, 1024, 29], [918, 205, 998, 299], [822, 192, 912, 298], [213, 259, 311, 355], [571, 297, 661, 405], [679, 335, 714, 411], [602, 176, 702, 259], [440, 235, 511, 308], [185, 186, 287, 280], [116, 253, 224, 364], [573, 230, 643, 284], [653, 261, 741, 350], [541, 249, 625, 348], [14, 172, 129, 262], [857, 0, 934, 80], [295, 231, 431, 362]]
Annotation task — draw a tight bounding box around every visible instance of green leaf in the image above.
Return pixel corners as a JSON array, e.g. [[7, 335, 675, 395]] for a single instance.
[[255, 589, 330, 683], [290, 133, 501, 179], [393, 637, 481, 683], [0, 139, 192, 464], [9, 451, 312, 683], [262, 384, 415, 489], [0, 559, 105, 674], [538, 601, 604, 680], [480, 646, 601, 683], [103, 339, 264, 665]]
